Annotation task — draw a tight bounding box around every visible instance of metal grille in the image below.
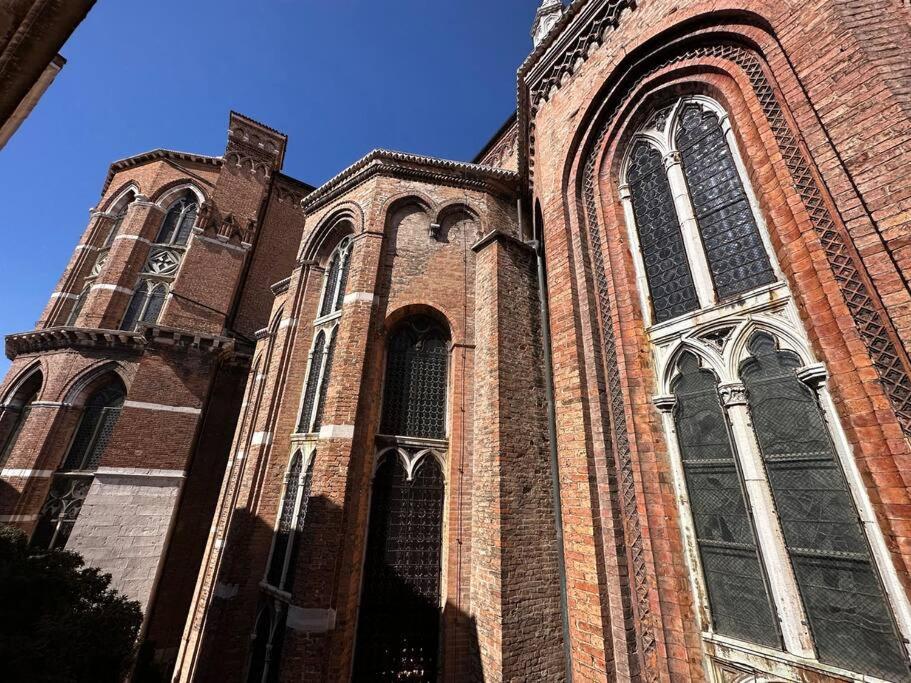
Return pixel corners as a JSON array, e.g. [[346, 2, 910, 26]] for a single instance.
[[334, 241, 352, 311], [285, 458, 315, 594], [741, 332, 909, 680], [380, 316, 449, 439], [142, 285, 166, 326], [676, 104, 775, 300], [31, 473, 93, 550], [266, 453, 302, 588], [121, 284, 148, 331], [313, 333, 336, 431], [672, 352, 780, 647], [297, 332, 325, 433], [353, 455, 445, 681], [627, 140, 699, 322], [62, 384, 125, 471], [319, 252, 341, 319]]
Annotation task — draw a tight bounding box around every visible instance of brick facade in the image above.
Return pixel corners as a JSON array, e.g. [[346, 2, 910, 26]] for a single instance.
[[3, 1, 911, 681]]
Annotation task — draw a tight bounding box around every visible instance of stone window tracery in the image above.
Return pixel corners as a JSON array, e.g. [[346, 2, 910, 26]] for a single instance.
[[629, 96, 911, 681], [121, 279, 167, 331], [264, 450, 315, 592], [156, 195, 198, 247], [0, 371, 41, 468], [32, 380, 126, 551]]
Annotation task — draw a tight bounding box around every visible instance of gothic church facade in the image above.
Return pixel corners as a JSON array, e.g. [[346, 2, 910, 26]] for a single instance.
[[2, 1, 911, 681]]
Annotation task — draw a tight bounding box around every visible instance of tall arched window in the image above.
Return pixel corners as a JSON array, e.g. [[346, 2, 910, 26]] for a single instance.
[[246, 601, 284, 683], [66, 285, 89, 327], [671, 351, 779, 646], [264, 451, 315, 591], [634, 96, 911, 681], [354, 314, 450, 679], [33, 379, 126, 550], [317, 236, 353, 319], [294, 236, 353, 435], [156, 195, 198, 246], [379, 316, 449, 440], [0, 371, 41, 468], [740, 332, 908, 678], [101, 192, 135, 248], [622, 97, 776, 325], [353, 453, 446, 681], [121, 279, 167, 331]]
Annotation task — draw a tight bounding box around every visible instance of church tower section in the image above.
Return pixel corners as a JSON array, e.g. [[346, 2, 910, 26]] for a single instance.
[[0, 112, 311, 675]]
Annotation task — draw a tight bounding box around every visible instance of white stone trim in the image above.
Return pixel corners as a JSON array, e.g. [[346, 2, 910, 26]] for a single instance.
[[343, 292, 374, 305], [279, 317, 297, 330], [286, 607, 336, 633], [252, 431, 273, 446], [193, 233, 250, 253], [319, 424, 354, 439], [1, 468, 53, 478], [123, 400, 202, 415], [90, 283, 133, 295], [50, 292, 79, 301], [74, 244, 99, 252], [0, 514, 38, 522], [29, 401, 68, 408], [94, 467, 186, 480], [112, 234, 152, 245]]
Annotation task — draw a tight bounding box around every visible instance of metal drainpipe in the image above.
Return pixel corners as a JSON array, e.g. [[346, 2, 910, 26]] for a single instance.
[[530, 205, 573, 682]]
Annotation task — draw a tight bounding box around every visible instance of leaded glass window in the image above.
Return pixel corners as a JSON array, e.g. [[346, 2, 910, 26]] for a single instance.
[[266, 452, 302, 588], [66, 286, 89, 327], [246, 601, 284, 683], [627, 141, 700, 323], [380, 316, 449, 440], [318, 237, 353, 319], [672, 352, 780, 646], [622, 97, 779, 325], [312, 333, 336, 431], [353, 454, 445, 681], [156, 196, 198, 246], [61, 383, 125, 471], [740, 332, 909, 679], [284, 457, 315, 594], [676, 105, 775, 299], [102, 195, 134, 248], [296, 332, 326, 433], [31, 473, 93, 550], [121, 280, 167, 331]]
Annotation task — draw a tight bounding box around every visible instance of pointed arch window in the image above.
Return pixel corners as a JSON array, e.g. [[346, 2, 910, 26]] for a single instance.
[[265, 451, 315, 591], [121, 279, 167, 331], [101, 194, 135, 248], [622, 97, 777, 325], [380, 316, 449, 440], [156, 195, 198, 246], [245, 600, 285, 683], [318, 236, 353, 319], [66, 286, 90, 327], [296, 332, 326, 434], [740, 332, 909, 679], [671, 351, 780, 646], [32, 380, 126, 550], [0, 372, 41, 468]]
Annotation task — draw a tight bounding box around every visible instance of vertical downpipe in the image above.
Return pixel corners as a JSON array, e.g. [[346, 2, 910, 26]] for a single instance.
[[530, 199, 573, 682]]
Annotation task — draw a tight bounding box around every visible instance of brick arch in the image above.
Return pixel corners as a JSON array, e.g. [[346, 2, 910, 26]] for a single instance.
[[99, 181, 141, 213], [380, 191, 436, 223], [60, 361, 131, 407], [382, 303, 455, 346], [300, 202, 362, 264], [1, 360, 45, 405], [561, 30, 911, 678], [150, 180, 208, 207]]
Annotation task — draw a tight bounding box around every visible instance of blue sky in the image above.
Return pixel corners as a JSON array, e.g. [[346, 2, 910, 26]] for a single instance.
[[0, 0, 538, 375]]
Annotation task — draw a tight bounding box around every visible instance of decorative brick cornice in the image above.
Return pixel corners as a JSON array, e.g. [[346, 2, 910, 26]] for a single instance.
[[300, 149, 520, 214], [6, 324, 237, 360], [270, 276, 292, 296], [5, 327, 145, 360], [101, 149, 222, 195]]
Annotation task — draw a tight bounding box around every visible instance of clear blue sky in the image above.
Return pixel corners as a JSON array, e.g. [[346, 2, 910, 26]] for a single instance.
[[0, 0, 538, 376]]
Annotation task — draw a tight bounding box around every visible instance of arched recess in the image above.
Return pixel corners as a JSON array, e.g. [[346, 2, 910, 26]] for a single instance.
[[560, 22, 911, 681], [151, 181, 206, 209], [0, 364, 43, 467], [101, 181, 141, 213], [433, 202, 481, 243], [299, 203, 361, 265]]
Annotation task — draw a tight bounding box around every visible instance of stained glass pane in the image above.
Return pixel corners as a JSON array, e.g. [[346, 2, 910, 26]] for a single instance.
[[313, 333, 336, 431], [266, 453, 302, 588], [676, 104, 775, 300], [353, 455, 445, 681], [672, 352, 780, 647], [627, 140, 700, 323], [296, 333, 325, 433], [741, 332, 909, 680], [380, 316, 449, 439]]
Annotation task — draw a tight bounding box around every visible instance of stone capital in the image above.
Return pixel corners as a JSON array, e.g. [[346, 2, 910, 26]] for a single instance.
[[718, 382, 748, 407]]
